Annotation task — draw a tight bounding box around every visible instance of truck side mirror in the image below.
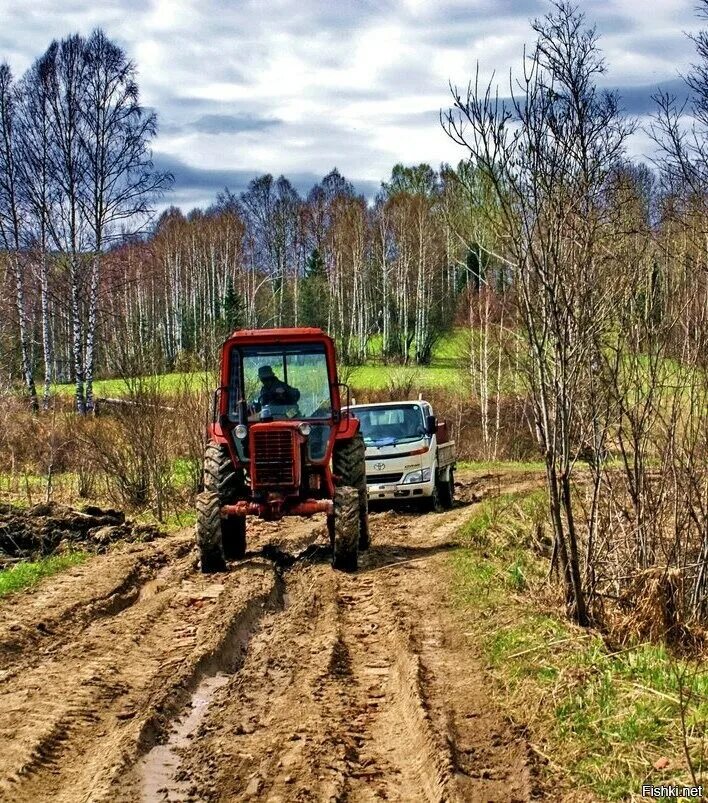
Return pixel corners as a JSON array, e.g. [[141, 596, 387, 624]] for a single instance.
[[426, 415, 436, 436]]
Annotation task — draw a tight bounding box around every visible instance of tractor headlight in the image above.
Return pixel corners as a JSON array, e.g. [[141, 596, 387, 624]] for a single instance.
[[402, 468, 431, 484], [234, 424, 248, 440], [298, 422, 312, 436]]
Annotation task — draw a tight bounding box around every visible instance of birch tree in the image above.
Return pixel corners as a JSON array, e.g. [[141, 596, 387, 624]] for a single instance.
[[0, 63, 37, 409], [16, 59, 57, 407], [80, 29, 170, 409], [443, 1, 633, 624], [40, 35, 89, 412]]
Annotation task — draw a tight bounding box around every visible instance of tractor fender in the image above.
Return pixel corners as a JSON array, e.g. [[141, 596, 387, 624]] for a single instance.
[[335, 415, 360, 440], [207, 421, 230, 446]]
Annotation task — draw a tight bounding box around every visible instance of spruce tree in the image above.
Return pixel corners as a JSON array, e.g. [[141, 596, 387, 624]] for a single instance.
[[299, 248, 329, 329], [223, 277, 243, 333]]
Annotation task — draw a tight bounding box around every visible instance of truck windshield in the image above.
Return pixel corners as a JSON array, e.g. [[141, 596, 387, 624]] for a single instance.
[[229, 344, 332, 421], [354, 405, 425, 446]]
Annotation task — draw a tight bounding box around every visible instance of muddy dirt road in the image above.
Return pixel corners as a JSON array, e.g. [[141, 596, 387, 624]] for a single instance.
[[0, 473, 534, 802]]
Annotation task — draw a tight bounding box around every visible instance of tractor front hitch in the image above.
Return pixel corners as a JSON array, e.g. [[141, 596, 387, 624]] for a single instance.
[[220, 499, 333, 520]]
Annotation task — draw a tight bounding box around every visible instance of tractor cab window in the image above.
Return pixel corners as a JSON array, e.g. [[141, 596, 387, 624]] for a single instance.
[[230, 344, 332, 423]]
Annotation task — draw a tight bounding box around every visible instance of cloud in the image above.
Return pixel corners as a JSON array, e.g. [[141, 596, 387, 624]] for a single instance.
[[190, 113, 281, 134], [613, 78, 690, 116], [0, 0, 705, 210], [152, 152, 380, 208]]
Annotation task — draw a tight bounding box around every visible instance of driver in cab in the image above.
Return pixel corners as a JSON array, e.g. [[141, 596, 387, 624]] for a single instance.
[[257, 365, 300, 408]]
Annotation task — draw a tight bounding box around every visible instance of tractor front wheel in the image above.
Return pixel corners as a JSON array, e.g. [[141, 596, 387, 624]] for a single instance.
[[196, 491, 226, 573], [331, 486, 358, 572], [333, 433, 369, 551], [198, 441, 248, 569]]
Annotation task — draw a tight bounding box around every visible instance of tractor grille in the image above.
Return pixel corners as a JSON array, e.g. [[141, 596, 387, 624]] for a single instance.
[[366, 472, 403, 485], [252, 429, 295, 486]]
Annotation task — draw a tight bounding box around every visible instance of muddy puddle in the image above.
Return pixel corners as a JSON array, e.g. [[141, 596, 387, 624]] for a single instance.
[[139, 673, 230, 802]]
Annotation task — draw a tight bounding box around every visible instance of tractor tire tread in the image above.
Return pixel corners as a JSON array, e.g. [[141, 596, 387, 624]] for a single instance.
[[333, 433, 369, 550], [196, 491, 226, 573], [332, 486, 358, 572]]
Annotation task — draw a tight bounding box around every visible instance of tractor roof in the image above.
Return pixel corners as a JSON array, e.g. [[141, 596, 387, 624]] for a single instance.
[[227, 327, 331, 345]]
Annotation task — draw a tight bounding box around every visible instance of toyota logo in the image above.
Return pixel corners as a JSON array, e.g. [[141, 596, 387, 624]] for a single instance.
[[374, 462, 385, 471]]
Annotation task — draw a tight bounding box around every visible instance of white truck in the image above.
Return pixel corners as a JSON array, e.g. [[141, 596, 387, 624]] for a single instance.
[[349, 400, 456, 510]]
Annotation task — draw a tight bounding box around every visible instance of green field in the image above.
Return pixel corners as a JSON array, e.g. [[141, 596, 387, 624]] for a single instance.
[[46, 328, 531, 399]]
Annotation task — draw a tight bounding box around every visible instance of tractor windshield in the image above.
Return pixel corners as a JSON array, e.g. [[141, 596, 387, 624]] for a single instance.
[[229, 343, 332, 422], [354, 404, 426, 446]]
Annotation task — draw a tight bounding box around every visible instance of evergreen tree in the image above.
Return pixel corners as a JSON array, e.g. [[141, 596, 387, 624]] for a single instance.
[[223, 277, 243, 333], [299, 248, 329, 329]]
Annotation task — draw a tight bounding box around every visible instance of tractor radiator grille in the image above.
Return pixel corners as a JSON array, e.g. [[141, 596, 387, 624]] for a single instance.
[[252, 429, 295, 486], [366, 472, 403, 485]]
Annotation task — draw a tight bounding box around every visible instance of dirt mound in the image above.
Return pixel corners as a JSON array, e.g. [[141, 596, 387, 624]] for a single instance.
[[0, 502, 161, 566]]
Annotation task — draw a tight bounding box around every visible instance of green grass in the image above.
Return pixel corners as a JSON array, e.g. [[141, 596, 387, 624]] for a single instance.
[[48, 328, 482, 399], [452, 491, 708, 799], [0, 552, 88, 598], [50, 370, 217, 398], [457, 459, 547, 473], [50, 363, 467, 398], [348, 363, 464, 391]]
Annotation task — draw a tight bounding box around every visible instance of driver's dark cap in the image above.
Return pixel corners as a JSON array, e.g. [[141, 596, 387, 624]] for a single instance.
[[258, 365, 275, 380]]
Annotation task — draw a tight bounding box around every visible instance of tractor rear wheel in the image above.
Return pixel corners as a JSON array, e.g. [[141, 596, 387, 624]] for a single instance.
[[333, 433, 369, 550], [331, 486, 358, 572], [199, 441, 247, 566], [196, 491, 226, 573]]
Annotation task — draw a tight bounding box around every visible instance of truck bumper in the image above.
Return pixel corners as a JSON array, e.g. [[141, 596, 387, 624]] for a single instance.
[[366, 478, 435, 501]]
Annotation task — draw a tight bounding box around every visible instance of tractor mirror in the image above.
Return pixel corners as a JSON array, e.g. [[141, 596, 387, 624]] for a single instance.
[[426, 415, 437, 436]]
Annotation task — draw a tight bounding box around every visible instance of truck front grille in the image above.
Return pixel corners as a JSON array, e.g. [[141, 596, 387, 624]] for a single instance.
[[252, 429, 295, 486], [366, 472, 402, 485]]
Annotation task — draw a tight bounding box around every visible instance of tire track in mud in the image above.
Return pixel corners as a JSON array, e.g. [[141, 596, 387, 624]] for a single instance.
[[0, 472, 538, 803], [0, 535, 193, 674], [158, 483, 535, 803], [0, 537, 286, 803]]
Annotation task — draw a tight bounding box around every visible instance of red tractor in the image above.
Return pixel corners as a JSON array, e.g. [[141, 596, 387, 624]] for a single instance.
[[196, 327, 368, 573]]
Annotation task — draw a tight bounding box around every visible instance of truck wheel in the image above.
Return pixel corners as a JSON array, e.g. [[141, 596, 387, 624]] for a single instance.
[[196, 491, 226, 573], [332, 486, 358, 572], [439, 468, 455, 509], [424, 473, 441, 513], [333, 433, 369, 551], [202, 441, 247, 561]]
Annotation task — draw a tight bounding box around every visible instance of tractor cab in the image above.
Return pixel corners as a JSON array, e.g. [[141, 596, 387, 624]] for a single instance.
[[219, 330, 344, 471], [226, 338, 335, 463]]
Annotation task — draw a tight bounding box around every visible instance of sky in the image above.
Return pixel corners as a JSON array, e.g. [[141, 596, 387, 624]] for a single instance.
[[0, 0, 702, 211]]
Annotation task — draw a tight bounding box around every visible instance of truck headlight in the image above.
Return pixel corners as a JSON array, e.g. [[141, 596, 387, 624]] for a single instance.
[[235, 424, 248, 439], [298, 422, 312, 436], [401, 468, 431, 484]]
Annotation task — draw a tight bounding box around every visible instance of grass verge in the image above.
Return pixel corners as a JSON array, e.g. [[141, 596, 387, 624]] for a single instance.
[[0, 552, 88, 598], [457, 459, 547, 473], [452, 490, 708, 800]]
